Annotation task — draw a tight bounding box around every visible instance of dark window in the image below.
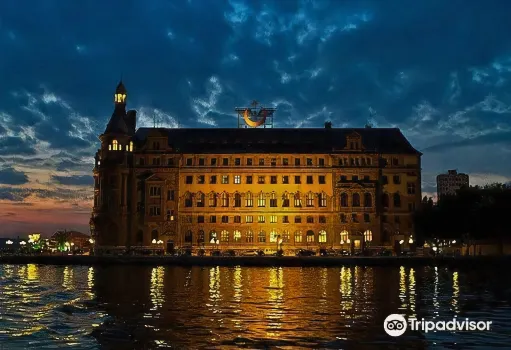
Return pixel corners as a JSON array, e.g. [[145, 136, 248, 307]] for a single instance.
[[294, 176, 301, 184], [198, 175, 205, 184], [407, 183, 416, 194], [364, 193, 372, 207], [271, 176, 277, 184], [283, 216, 289, 223], [364, 213, 370, 223], [198, 216, 204, 223], [211, 158, 217, 166], [283, 158, 289, 166], [234, 193, 241, 207], [351, 213, 358, 223], [319, 175, 326, 184], [352, 193, 360, 207], [282, 176, 289, 184], [247, 158, 253, 166], [210, 215, 216, 223], [340, 175, 347, 182], [259, 158, 265, 166], [307, 216, 314, 223], [340, 193, 348, 207], [198, 158, 205, 166], [295, 158, 300, 166], [393, 193, 401, 207], [186, 158, 193, 166], [306, 176, 313, 184], [340, 213, 347, 223], [382, 194, 389, 208], [210, 176, 217, 184], [152, 158, 160, 165], [352, 175, 358, 181], [319, 158, 325, 166], [246, 176, 253, 184], [294, 216, 301, 223], [258, 176, 265, 184], [393, 175, 401, 184], [235, 158, 241, 165], [234, 215, 241, 223], [185, 176, 193, 184], [271, 158, 277, 166], [382, 176, 388, 184], [319, 216, 326, 223], [222, 158, 229, 166], [167, 158, 174, 166], [307, 158, 313, 166], [221, 215, 228, 223]]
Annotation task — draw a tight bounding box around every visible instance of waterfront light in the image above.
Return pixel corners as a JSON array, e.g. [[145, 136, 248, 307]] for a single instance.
[[89, 238, 95, 244], [340, 240, 344, 244], [452, 240, 456, 244], [346, 238, 350, 244], [152, 239, 157, 244], [157, 240, 163, 244], [432, 246, 438, 251], [409, 237, 414, 244], [20, 241, 26, 246], [399, 240, 404, 245], [6, 240, 13, 245]]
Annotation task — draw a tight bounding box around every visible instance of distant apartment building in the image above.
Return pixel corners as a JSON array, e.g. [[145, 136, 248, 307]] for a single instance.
[[436, 170, 469, 197]]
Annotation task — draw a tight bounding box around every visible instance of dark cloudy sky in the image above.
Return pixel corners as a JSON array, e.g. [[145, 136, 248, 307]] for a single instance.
[[1, 0, 511, 236]]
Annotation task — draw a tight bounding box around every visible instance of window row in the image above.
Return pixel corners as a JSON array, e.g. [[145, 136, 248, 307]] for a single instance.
[[108, 139, 134, 152], [181, 191, 329, 208], [179, 214, 333, 224], [183, 174, 328, 185], [176, 229, 373, 244], [183, 156, 329, 167]]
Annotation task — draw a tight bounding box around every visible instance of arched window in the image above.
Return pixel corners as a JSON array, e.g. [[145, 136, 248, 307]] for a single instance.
[[270, 230, 278, 243], [282, 230, 290, 242], [125, 144, 129, 151], [234, 193, 241, 207], [352, 193, 360, 207], [185, 230, 193, 243], [233, 230, 241, 242], [151, 229, 158, 241], [294, 230, 303, 243], [294, 192, 302, 207], [258, 231, 266, 243], [364, 193, 372, 207], [393, 193, 401, 207], [282, 193, 290, 207], [221, 230, 229, 242], [382, 193, 390, 208], [209, 230, 217, 243], [270, 192, 277, 207], [198, 230, 205, 243], [364, 230, 372, 242], [129, 141, 133, 152], [221, 192, 229, 207], [184, 192, 192, 207], [340, 230, 349, 244], [319, 230, 327, 243], [306, 230, 314, 243], [306, 192, 314, 207], [112, 139, 118, 151], [340, 193, 348, 207], [209, 192, 217, 207], [245, 192, 253, 207], [319, 192, 327, 207], [197, 192, 205, 207], [257, 192, 266, 207], [246, 230, 254, 243]]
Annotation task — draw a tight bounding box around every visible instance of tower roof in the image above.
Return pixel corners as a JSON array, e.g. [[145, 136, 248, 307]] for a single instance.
[[116, 81, 127, 94]]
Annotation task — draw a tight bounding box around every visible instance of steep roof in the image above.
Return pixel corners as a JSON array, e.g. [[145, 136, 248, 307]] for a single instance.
[[133, 127, 421, 154], [104, 106, 128, 134]]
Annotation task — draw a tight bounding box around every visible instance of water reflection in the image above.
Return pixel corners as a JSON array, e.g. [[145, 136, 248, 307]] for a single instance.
[[1, 265, 511, 349]]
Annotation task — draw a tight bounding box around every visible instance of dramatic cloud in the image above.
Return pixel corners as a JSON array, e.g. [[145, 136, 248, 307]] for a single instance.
[[0, 166, 29, 185], [1, 0, 511, 235]]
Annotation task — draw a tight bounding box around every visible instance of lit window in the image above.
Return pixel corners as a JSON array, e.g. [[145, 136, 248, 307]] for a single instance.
[[319, 230, 327, 243], [306, 192, 314, 207], [270, 215, 277, 223], [294, 192, 302, 207], [221, 230, 229, 242], [245, 215, 253, 223], [245, 192, 253, 207], [112, 139, 118, 151], [258, 215, 265, 223], [246, 231, 254, 243], [129, 141, 133, 152], [294, 231, 303, 243], [221, 192, 229, 207], [221, 175, 229, 184], [234, 230, 241, 242], [257, 192, 266, 207], [270, 230, 278, 242], [340, 230, 349, 244], [364, 230, 373, 242], [234, 175, 241, 184]]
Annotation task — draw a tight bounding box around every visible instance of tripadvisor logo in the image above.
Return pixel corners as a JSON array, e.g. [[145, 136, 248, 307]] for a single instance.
[[384, 314, 492, 337]]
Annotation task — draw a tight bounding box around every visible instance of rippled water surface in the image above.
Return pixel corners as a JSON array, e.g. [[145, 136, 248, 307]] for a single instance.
[[1, 264, 511, 349]]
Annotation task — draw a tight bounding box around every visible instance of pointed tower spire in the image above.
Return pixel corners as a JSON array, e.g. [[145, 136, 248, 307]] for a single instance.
[[105, 81, 129, 134]]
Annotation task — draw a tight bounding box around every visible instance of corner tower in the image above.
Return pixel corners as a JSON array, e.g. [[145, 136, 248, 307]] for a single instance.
[[91, 81, 137, 252]]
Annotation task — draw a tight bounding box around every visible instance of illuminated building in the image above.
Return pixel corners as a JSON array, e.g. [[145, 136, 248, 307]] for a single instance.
[[91, 82, 422, 253], [436, 169, 469, 198]]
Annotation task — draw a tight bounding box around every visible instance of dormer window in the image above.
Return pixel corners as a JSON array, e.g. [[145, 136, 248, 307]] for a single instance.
[[112, 139, 119, 151], [129, 141, 133, 152], [345, 132, 363, 151], [114, 93, 126, 104]]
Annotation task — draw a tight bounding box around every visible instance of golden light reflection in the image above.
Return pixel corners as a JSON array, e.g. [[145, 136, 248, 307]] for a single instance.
[[452, 271, 459, 314], [233, 266, 242, 303], [150, 266, 165, 311], [87, 267, 95, 299], [340, 267, 353, 312], [63, 266, 74, 289], [27, 264, 39, 281], [408, 268, 416, 318], [399, 266, 407, 310], [433, 266, 440, 317], [266, 267, 284, 337]]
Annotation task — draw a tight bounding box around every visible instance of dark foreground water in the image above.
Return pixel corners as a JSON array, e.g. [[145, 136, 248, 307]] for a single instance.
[[0, 265, 510, 350]]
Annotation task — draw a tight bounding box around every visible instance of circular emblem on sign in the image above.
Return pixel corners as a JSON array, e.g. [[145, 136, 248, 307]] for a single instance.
[[243, 108, 267, 127]]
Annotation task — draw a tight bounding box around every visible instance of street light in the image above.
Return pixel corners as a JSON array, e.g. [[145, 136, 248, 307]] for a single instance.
[[89, 238, 95, 244], [20, 241, 26, 246], [452, 240, 456, 244], [6, 240, 13, 245], [409, 237, 414, 244], [399, 240, 404, 245], [152, 239, 157, 244]]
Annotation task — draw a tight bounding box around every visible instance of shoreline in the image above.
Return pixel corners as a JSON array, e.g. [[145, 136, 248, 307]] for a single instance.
[[0, 254, 510, 268]]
